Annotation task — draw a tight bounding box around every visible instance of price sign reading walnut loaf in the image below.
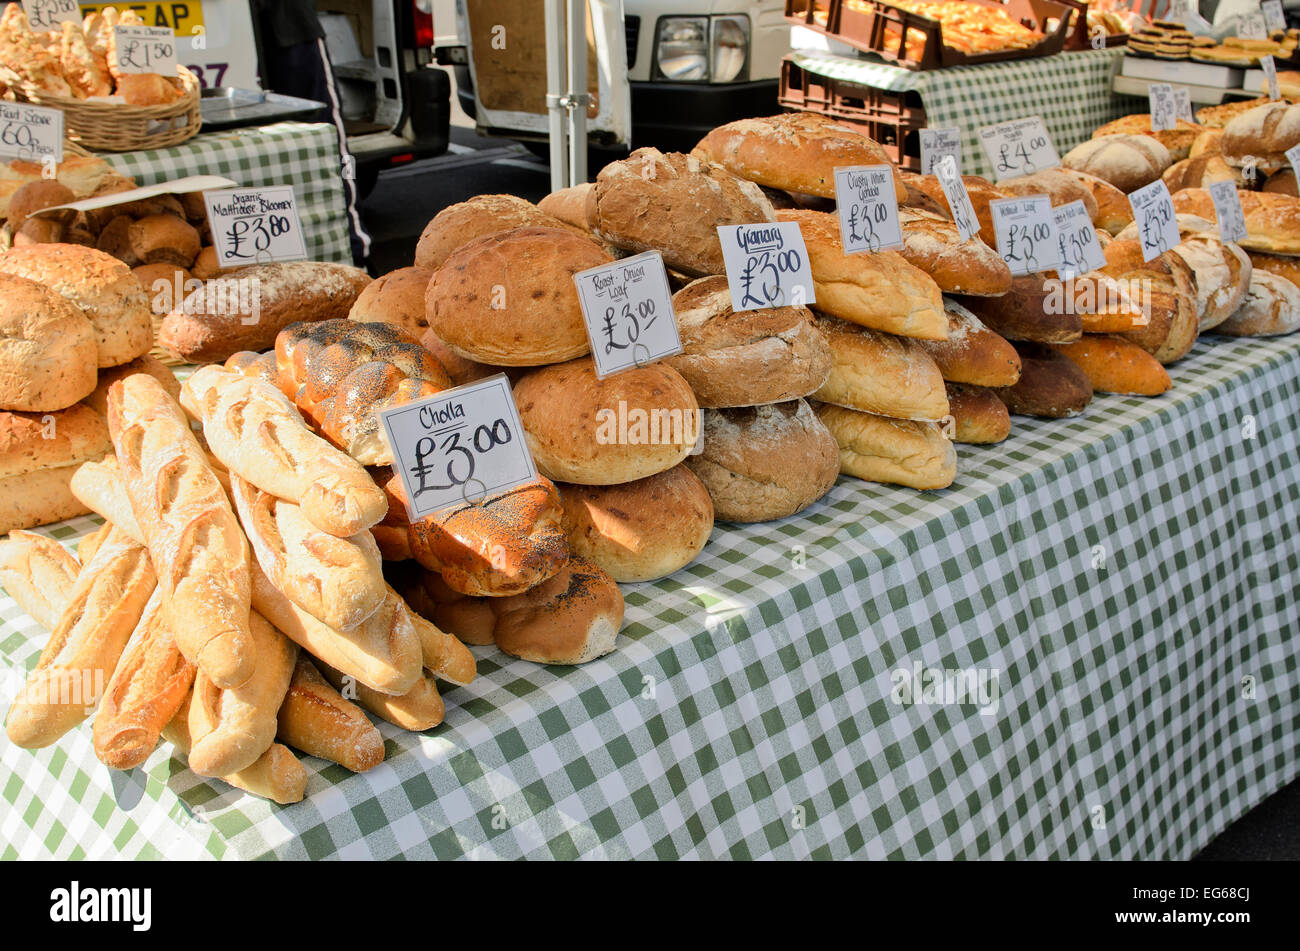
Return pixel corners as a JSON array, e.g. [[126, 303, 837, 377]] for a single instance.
[[989, 195, 1061, 276], [920, 128, 962, 175], [718, 221, 816, 313], [935, 154, 979, 243], [21, 0, 80, 30], [573, 250, 681, 378], [1207, 180, 1248, 243], [380, 375, 537, 520], [833, 164, 904, 254], [1053, 199, 1106, 280], [112, 24, 179, 75], [1149, 83, 1177, 132], [1128, 179, 1180, 262], [203, 186, 308, 266], [978, 116, 1061, 181], [1264, 0, 1287, 32], [0, 101, 63, 165]]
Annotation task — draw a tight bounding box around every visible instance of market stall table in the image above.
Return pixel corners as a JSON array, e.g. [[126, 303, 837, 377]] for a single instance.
[[2, 329, 1298, 859]]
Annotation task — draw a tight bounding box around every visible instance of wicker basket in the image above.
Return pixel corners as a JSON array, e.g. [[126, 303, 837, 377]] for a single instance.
[[5, 66, 201, 152]]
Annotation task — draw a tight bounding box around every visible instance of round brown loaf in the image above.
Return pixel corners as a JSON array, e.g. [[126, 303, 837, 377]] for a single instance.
[[914, 299, 1021, 388], [426, 227, 610, 366], [0, 404, 112, 533], [413, 194, 579, 271], [349, 266, 431, 340], [664, 275, 832, 407], [943, 383, 1011, 444], [813, 403, 956, 490], [491, 555, 624, 665], [684, 399, 839, 522], [514, 358, 699, 485], [1221, 101, 1300, 172], [559, 465, 714, 582], [1061, 135, 1172, 193], [131, 263, 193, 315], [12, 216, 64, 247], [5, 180, 74, 230], [0, 274, 99, 412], [1092, 115, 1200, 161], [191, 245, 225, 280], [995, 342, 1094, 417]]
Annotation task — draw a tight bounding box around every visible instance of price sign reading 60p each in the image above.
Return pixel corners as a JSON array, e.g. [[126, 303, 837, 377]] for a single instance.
[[379, 375, 537, 520], [989, 195, 1060, 276], [834, 164, 904, 254], [1053, 199, 1106, 280], [0, 101, 63, 165], [573, 250, 681, 378], [718, 221, 816, 313], [1128, 179, 1180, 262], [978, 116, 1060, 181], [21, 0, 80, 30], [112, 24, 179, 75], [204, 186, 308, 266], [920, 128, 962, 175]]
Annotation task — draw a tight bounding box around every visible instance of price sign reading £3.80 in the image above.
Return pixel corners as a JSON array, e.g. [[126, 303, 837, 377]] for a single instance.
[[1128, 179, 1180, 262], [112, 25, 179, 76], [718, 221, 816, 313], [1053, 199, 1106, 280], [203, 186, 308, 266], [21, 1, 80, 31], [379, 375, 537, 520], [833, 164, 904, 254], [989, 195, 1061, 276], [978, 116, 1061, 181], [0, 101, 63, 165], [572, 250, 682, 378]]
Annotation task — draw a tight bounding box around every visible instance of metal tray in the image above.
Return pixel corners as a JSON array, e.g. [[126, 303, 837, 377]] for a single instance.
[[199, 87, 327, 130]]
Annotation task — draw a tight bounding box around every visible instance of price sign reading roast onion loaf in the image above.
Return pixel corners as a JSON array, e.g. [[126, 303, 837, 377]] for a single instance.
[[978, 116, 1060, 181], [573, 250, 681, 378], [718, 221, 816, 313], [0, 101, 62, 165], [1128, 179, 1180, 262], [935, 154, 979, 243], [989, 195, 1060, 276], [1052, 199, 1106, 280], [920, 128, 962, 175], [203, 186, 308, 266], [380, 375, 537, 520], [21, 0, 80, 30], [112, 24, 179, 75], [833, 164, 903, 254], [1207, 180, 1248, 243]]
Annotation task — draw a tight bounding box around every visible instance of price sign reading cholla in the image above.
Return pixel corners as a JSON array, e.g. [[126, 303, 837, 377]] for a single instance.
[[978, 116, 1060, 181], [834, 164, 903, 254], [379, 375, 537, 520], [573, 250, 681, 378], [718, 221, 816, 313], [0, 101, 63, 165], [204, 186, 307, 266]]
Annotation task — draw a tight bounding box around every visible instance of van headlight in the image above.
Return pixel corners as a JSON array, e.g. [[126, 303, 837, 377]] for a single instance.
[[653, 15, 750, 83]]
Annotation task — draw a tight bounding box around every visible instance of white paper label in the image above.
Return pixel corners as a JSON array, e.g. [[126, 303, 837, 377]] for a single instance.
[[1242, 12, 1269, 40], [920, 128, 962, 175], [935, 154, 980, 243], [112, 25, 179, 75], [379, 375, 537, 520], [1264, 0, 1286, 32], [21, 0, 80, 30], [1287, 142, 1300, 180], [0, 101, 63, 165], [978, 116, 1061, 181], [1149, 83, 1177, 132], [204, 186, 307, 266], [1168, 0, 1190, 22], [1128, 180, 1180, 262], [989, 195, 1061, 276], [1207, 180, 1248, 243], [834, 165, 904, 254], [718, 221, 816, 312], [1052, 200, 1107, 279], [1172, 87, 1194, 123], [573, 250, 681, 378], [1262, 55, 1281, 100]]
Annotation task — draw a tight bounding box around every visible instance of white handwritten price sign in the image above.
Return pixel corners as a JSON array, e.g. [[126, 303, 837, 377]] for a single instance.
[[718, 221, 816, 313], [1264, 0, 1286, 32], [0, 102, 62, 165], [1053, 200, 1106, 280], [1287, 142, 1300, 180], [1128, 180, 1180, 262], [380, 375, 537, 519], [920, 128, 962, 175], [112, 25, 178, 75], [21, 0, 80, 30], [573, 250, 681, 378], [935, 154, 979, 243], [833, 165, 903, 254], [1149, 83, 1177, 132], [978, 116, 1061, 181], [203, 186, 307, 266], [989, 195, 1060, 276], [1262, 55, 1281, 100], [1241, 11, 1269, 40], [1172, 87, 1193, 123], [1207, 180, 1248, 243]]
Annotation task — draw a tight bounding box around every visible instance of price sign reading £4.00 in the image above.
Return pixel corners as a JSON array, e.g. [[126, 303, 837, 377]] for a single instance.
[[1053, 199, 1106, 280], [833, 164, 904, 254], [572, 250, 681, 378], [978, 116, 1061, 181], [380, 375, 537, 520], [1128, 179, 1180, 262], [718, 221, 816, 313], [112, 25, 179, 75], [989, 195, 1061, 276], [0, 101, 62, 165], [204, 186, 308, 266]]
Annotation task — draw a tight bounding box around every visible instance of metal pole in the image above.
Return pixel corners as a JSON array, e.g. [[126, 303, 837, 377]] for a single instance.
[[544, 0, 568, 193], [567, 0, 588, 186]]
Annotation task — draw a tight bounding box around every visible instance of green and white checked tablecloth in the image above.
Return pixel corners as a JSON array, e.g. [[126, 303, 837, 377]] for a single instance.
[[788, 48, 1147, 179], [97, 122, 353, 265], [2, 330, 1299, 860]]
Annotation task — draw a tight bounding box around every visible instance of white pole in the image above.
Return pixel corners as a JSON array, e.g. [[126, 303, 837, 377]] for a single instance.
[[567, 0, 588, 185], [544, 0, 568, 193]]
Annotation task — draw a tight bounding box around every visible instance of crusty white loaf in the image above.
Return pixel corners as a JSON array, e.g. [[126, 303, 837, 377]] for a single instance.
[[0, 404, 111, 534], [811, 314, 950, 421], [814, 403, 957, 490]]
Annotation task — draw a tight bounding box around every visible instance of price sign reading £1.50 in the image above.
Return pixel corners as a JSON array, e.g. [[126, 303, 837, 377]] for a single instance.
[[989, 195, 1061, 276], [203, 186, 308, 266], [572, 250, 682, 378], [718, 221, 816, 313], [1128, 179, 1180, 262], [379, 375, 537, 520], [112, 25, 179, 75], [833, 164, 903, 254], [978, 116, 1061, 181]]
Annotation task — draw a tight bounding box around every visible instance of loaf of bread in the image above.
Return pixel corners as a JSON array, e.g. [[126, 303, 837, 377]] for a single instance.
[[68, 456, 142, 542], [811, 314, 949, 421], [813, 403, 956, 490], [491, 555, 624, 665], [995, 342, 1094, 417], [956, 275, 1083, 344], [1092, 239, 1199, 363], [348, 266, 431, 340], [0, 273, 98, 411], [1170, 188, 1300, 255], [277, 656, 384, 772], [1093, 115, 1200, 161], [896, 209, 1012, 296], [1247, 250, 1300, 287], [996, 168, 1100, 218], [1221, 101, 1300, 173], [0, 404, 111, 534], [1196, 97, 1272, 128], [1059, 169, 1134, 235], [943, 383, 1011, 444], [1162, 154, 1246, 192], [0, 530, 81, 631], [901, 172, 1008, 248], [413, 194, 581, 271], [391, 567, 496, 646], [1262, 168, 1300, 195], [418, 327, 502, 387], [1050, 335, 1172, 395], [404, 601, 476, 686], [537, 184, 595, 232], [1215, 270, 1300, 336], [1190, 128, 1223, 158], [317, 658, 444, 731], [914, 299, 1022, 387], [87, 353, 181, 418], [1061, 134, 1172, 193]]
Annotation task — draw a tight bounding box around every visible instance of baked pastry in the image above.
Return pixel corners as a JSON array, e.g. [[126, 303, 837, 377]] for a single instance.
[[1170, 188, 1300, 255], [1215, 270, 1300, 335], [813, 403, 957, 490], [995, 342, 1094, 418], [1049, 335, 1172, 395], [0, 404, 110, 534], [491, 555, 624, 665], [413, 194, 580, 270], [915, 298, 1022, 387], [896, 209, 1012, 296], [348, 266, 431, 340], [1092, 115, 1201, 161], [1061, 135, 1172, 193], [943, 382, 1011, 444], [811, 314, 949, 421], [0, 272, 98, 411], [1221, 101, 1300, 173]]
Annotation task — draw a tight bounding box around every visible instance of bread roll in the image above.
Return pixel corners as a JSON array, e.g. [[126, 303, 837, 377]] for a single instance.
[[1215, 270, 1300, 335], [82, 354, 179, 418], [685, 400, 839, 522], [348, 266, 431, 340], [811, 314, 949, 420], [5, 180, 74, 230], [0, 404, 111, 534], [514, 358, 699, 485], [0, 244, 152, 368], [414, 194, 579, 271], [491, 555, 624, 665], [537, 184, 595, 231], [995, 342, 1094, 417], [1092, 115, 1200, 161], [896, 209, 1012, 296], [664, 275, 832, 407], [191, 245, 225, 280], [1170, 188, 1300, 255], [944, 383, 1010, 444], [276, 656, 384, 772], [1061, 135, 1172, 193], [813, 403, 956, 490], [956, 275, 1083, 344], [1221, 101, 1300, 173], [1059, 169, 1134, 235], [1050, 335, 1172, 395], [778, 209, 947, 339], [560, 465, 713, 582], [129, 214, 200, 267], [0, 273, 98, 411], [0, 530, 81, 631]]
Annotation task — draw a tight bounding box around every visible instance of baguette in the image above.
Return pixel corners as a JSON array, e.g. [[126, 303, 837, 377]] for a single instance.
[[0, 530, 81, 630], [92, 586, 196, 769], [187, 610, 298, 777], [5, 526, 155, 748], [181, 365, 387, 537], [317, 661, 445, 732], [107, 374, 254, 689], [78, 522, 111, 565], [69, 457, 144, 542], [276, 656, 384, 772], [403, 598, 477, 687]]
